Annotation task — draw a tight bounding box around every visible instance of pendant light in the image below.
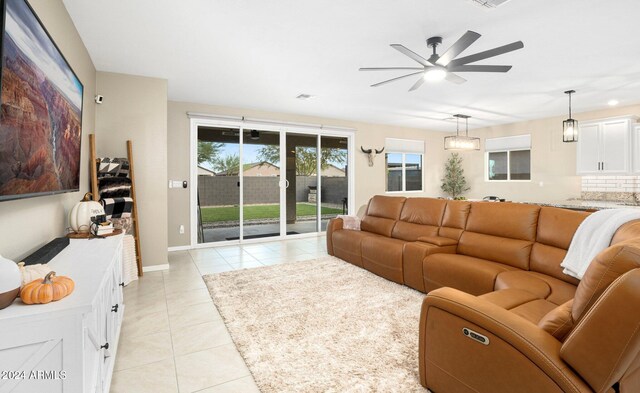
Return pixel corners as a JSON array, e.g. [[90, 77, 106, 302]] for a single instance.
[[563, 90, 578, 143], [444, 114, 480, 151]]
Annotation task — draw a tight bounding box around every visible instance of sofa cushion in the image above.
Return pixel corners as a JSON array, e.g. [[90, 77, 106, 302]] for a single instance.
[[509, 299, 558, 325], [361, 236, 406, 284], [332, 230, 379, 267], [536, 207, 588, 249], [457, 232, 533, 270], [403, 241, 457, 292], [417, 236, 458, 247], [423, 253, 516, 295], [465, 202, 540, 242], [611, 219, 640, 245], [572, 240, 640, 321], [538, 300, 574, 341], [392, 198, 446, 241], [479, 289, 540, 309], [529, 243, 580, 286], [361, 195, 406, 237], [438, 200, 471, 240], [495, 271, 551, 300], [494, 271, 576, 305], [530, 207, 588, 285]]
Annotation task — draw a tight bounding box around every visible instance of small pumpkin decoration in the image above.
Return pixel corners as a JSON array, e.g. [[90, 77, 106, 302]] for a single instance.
[[69, 192, 105, 233], [17, 262, 51, 286], [20, 272, 75, 305]]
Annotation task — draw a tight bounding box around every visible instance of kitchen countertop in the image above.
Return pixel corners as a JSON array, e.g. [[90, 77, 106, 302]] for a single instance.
[[521, 200, 640, 210]]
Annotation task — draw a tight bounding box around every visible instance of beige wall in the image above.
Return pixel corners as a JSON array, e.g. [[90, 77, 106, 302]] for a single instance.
[[167, 101, 449, 247], [460, 103, 640, 202], [96, 72, 168, 267], [0, 0, 96, 261]]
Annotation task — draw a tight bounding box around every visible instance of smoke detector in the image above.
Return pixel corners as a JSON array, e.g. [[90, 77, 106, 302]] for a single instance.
[[469, 0, 513, 9]]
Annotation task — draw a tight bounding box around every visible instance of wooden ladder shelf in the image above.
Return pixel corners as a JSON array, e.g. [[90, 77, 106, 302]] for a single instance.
[[89, 134, 144, 276]]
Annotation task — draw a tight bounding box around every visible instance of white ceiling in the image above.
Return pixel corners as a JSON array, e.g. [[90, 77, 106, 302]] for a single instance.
[[62, 0, 640, 131]]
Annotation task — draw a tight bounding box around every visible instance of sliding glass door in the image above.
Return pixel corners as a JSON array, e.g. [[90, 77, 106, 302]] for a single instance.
[[196, 126, 240, 244], [285, 133, 318, 235], [320, 136, 349, 230], [192, 119, 352, 245], [242, 129, 282, 240]]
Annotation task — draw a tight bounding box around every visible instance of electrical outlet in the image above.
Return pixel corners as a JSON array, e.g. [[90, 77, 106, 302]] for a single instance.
[[179, 225, 185, 234]]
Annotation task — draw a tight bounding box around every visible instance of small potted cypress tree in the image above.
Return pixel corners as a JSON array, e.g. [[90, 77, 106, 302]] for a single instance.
[[441, 153, 470, 200]]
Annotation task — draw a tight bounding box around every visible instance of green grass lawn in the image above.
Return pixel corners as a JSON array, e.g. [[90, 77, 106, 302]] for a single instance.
[[200, 203, 342, 223]]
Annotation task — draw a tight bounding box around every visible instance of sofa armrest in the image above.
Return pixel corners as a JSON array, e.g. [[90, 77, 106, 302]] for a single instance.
[[419, 287, 591, 393], [326, 218, 343, 256], [417, 235, 458, 247]]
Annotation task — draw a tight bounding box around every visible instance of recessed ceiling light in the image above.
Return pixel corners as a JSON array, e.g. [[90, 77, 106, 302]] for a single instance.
[[296, 94, 314, 100], [608, 99, 619, 106]]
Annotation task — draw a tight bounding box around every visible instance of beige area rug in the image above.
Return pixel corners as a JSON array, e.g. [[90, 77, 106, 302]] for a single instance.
[[204, 256, 427, 393]]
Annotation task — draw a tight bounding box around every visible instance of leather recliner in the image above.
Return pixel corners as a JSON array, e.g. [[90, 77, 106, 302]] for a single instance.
[[419, 239, 640, 393]]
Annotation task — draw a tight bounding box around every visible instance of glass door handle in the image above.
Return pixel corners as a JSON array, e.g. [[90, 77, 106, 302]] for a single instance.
[[285, 179, 290, 188]]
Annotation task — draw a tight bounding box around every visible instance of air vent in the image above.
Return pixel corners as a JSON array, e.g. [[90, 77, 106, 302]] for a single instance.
[[469, 0, 513, 8]]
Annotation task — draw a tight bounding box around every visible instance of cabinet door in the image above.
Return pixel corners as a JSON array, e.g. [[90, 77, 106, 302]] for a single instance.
[[576, 123, 601, 174], [601, 119, 630, 173], [633, 126, 640, 173]]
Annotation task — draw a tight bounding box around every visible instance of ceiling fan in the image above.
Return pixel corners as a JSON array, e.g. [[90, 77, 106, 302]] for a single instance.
[[360, 31, 524, 91]]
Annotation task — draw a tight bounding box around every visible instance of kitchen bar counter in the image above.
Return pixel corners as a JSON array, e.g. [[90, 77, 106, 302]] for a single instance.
[[522, 200, 640, 211]]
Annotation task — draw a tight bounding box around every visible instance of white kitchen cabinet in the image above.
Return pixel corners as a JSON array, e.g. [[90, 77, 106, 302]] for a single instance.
[[634, 125, 640, 173], [0, 235, 125, 393], [576, 116, 637, 175]]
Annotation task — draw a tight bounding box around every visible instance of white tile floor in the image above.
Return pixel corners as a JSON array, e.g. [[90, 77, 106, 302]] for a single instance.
[[110, 235, 328, 393]]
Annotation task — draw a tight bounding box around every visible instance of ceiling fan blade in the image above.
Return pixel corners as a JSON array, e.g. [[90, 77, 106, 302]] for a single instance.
[[448, 41, 524, 67], [371, 71, 424, 87], [436, 30, 481, 67], [448, 65, 512, 73], [390, 44, 431, 67], [445, 72, 467, 84], [359, 67, 425, 71], [408, 76, 425, 92]]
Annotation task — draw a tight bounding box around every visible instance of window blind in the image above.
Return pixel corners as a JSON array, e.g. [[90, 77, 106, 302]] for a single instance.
[[485, 134, 531, 152], [385, 138, 425, 154]]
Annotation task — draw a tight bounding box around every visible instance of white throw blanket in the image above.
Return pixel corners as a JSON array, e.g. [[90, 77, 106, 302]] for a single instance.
[[337, 215, 361, 230], [561, 209, 640, 279]]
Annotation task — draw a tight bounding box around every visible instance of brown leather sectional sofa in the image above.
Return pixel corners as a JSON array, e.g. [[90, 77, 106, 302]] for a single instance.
[[326, 195, 640, 393]]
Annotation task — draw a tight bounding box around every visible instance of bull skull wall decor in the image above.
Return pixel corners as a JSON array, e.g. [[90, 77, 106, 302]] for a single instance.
[[361, 146, 385, 167]]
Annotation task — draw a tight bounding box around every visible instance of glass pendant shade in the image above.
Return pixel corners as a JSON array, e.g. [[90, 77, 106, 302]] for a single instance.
[[563, 118, 578, 142], [444, 135, 481, 150], [444, 114, 480, 151], [563, 90, 578, 143]]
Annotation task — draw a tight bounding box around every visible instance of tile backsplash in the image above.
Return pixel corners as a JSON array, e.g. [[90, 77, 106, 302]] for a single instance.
[[581, 175, 640, 202]]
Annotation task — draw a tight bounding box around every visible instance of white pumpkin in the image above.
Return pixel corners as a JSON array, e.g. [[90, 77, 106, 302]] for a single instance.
[[0, 254, 22, 310], [17, 262, 52, 286], [69, 192, 105, 233]]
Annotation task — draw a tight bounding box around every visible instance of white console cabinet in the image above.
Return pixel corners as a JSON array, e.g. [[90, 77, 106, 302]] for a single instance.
[[0, 235, 125, 393], [576, 116, 637, 175]]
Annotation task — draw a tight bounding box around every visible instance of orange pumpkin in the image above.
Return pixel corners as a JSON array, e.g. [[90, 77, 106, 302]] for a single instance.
[[20, 271, 75, 305]]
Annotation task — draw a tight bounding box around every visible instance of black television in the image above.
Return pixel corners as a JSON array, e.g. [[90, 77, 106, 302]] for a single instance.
[[0, 0, 83, 202]]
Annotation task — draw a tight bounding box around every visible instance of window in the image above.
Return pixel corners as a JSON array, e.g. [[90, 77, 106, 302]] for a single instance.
[[384, 138, 424, 192], [486, 135, 531, 181]]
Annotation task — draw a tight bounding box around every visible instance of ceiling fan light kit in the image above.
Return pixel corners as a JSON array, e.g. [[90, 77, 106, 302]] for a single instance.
[[424, 67, 447, 81], [563, 90, 578, 143], [444, 114, 480, 151], [360, 30, 524, 91]]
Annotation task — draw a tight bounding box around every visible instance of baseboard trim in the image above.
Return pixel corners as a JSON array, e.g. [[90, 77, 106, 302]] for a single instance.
[[143, 263, 169, 272], [168, 245, 191, 252]]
